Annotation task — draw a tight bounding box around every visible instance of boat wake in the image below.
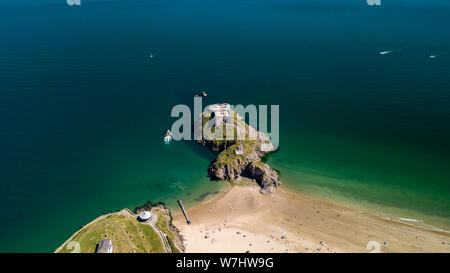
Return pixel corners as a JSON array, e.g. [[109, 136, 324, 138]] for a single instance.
[[379, 50, 393, 55], [381, 217, 450, 234], [398, 217, 423, 223]]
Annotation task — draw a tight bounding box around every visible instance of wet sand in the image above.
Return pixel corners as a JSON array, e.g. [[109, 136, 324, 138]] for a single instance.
[[173, 186, 450, 253]]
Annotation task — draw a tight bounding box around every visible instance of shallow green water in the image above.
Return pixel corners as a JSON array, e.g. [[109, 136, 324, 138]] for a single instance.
[[0, 0, 449, 252]]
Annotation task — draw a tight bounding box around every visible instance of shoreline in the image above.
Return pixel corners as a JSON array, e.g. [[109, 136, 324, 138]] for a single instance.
[[173, 185, 450, 253], [54, 209, 131, 253], [279, 181, 450, 234], [55, 206, 184, 253], [182, 182, 450, 236]]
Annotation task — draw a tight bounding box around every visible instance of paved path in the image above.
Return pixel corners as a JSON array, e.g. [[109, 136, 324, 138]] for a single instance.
[[146, 214, 171, 253]]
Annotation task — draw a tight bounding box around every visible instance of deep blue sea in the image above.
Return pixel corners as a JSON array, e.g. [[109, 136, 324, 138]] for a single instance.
[[1, 0, 449, 252]]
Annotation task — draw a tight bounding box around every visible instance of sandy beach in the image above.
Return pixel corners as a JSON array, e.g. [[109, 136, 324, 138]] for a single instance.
[[173, 186, 450, 253]]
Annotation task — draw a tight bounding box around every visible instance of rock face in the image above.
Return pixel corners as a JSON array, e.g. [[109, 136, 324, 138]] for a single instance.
[[208, 143, 259, 181], [197, 104, 281, 193], [208, 157, 246, 181], [244, 162, 280, 194]]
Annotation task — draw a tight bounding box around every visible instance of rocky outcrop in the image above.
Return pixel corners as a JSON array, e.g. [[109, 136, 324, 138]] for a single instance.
[[208, 143, 259, 180], [197, 104, 281, 193], [244, 162, 280, 194], [208, 158, 247, 181]]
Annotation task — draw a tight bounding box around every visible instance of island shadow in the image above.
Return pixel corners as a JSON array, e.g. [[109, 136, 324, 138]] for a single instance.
[[183, 139, 218, 162]]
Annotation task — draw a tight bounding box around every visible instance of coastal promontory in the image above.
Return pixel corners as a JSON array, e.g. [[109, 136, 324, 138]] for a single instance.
[[196, 103, 280, 194]]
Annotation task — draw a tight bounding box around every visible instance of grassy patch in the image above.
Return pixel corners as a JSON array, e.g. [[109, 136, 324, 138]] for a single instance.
[[167, 236, 180, 253], [57, 213, 165, 253], [214, 140, 258, 166], [154, 211, 181, 253]]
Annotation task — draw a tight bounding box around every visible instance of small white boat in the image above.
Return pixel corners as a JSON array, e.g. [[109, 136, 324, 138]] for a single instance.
[[164, 135, 172, 144], [164, 130, 173, 144], [379, 50, 392, 55]]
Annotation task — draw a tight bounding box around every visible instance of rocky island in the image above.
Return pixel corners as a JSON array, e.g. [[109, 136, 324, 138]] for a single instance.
[[196, 103, 281, 194]]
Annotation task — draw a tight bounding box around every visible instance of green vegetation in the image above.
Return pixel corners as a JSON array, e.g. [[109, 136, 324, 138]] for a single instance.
[[154, 210, 181, 253], [215, 144, 246, 165], [167, 236, 180, 253], [57, 213, 165, 253], [200, 110, 247, 151], [198, 105, 279, 191], [250, 160, 266, 169], [213, 140, 258, 166]]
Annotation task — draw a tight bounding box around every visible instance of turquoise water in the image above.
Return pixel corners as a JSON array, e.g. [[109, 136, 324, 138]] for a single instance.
[[1, 0, 450, 252]]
